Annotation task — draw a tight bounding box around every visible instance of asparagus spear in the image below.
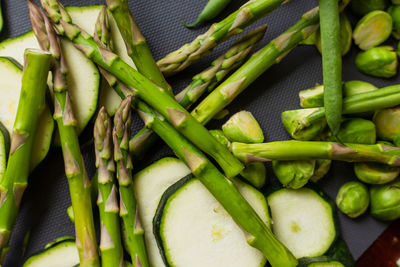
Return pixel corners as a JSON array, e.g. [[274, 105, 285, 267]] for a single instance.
[[284, 84, 400, 138], [130, 25, 266, 157], [40, 0, 243, 179], [232, 140, 400, 166], [106, 0, 172, 95], [319, 0, 342, 135], [113, 97, 149, 267], [94, 107, 124, 267], [92, 8, 296, 266], [28, 2, 99, 266], [0, 49, 51, 260], [191, 6, 321, 125], [157, 0, 289, 76]]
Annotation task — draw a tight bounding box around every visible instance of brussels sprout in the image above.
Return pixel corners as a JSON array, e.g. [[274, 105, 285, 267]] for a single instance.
[[209, 129, 231, 148], [355, 46, 398, 78], [350, 0, 388, 16], [370, 178, 400, 220], [240, 162, 267, 189], [373, 106, 400, 146], [354, 162, 400, 184], [222, 110, 264, 143], [310, 159, 332, 183], [299, 84, 325, 108], [388, 5, 400, 39], [333, 118, 376, 144], [272, 160, 315, 189], [353, 11, 392, 50], [336, 181, 370, 218], [281, 108, 327, 141], [315, 13, 353, 56], [343, 80, 378, 97]]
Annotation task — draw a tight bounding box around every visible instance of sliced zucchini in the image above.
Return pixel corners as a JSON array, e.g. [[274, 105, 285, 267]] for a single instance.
[[267, 187, 337, 259], [0, 57, 53, 169], [155, 177, 270, 267], [23, 239, 79, 267], [298, 257, 344, 267], [133, 157, 192, 267]]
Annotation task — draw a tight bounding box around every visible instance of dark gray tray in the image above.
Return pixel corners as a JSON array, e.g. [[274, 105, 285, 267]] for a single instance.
[[2, 0, 392, 266]]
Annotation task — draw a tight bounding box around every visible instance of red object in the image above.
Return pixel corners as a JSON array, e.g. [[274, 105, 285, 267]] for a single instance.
[[357, 220, 400, 267]]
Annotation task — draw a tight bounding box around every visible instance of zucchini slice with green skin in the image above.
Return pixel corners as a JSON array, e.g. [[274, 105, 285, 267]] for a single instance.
[[23, 239, 79, 267], [133, 157, 192, 267], [298, 256, 344, 267], [267, 186, 338, 259], [154, 176, 270, 267], [0, 57, 53, 170]]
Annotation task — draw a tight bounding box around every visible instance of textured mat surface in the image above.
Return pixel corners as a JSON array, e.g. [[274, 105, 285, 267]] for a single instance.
[[1, 0, 394, 266]]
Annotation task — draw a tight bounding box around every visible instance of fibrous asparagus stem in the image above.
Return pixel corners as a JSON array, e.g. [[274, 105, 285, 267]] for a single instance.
[[130, 25, 266, 158], [0, 49, 51, 260], [289, 84, 400, 134], [191, 7, 321, 125], [106, 0, 172, 95], [232, 140, 400, 166], [40, 0, 243, 178], [157, 0, 289, 76], [113, 97, 149, 267], [135, 100, 298, 267], [94, 107, 124, 267], [28, 2, 99, 266]]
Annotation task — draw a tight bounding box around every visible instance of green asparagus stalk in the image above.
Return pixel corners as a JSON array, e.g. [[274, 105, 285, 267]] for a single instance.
[[113, 97, 149, 267], [130, 25, 266, 157], [106, 0, 172, 95], [191, 7, 321, 125], [319, 0, 342, 135], [28, 2, 99, 266], [94, 107, 124, 267], [40, 0, 243, 179], [157, 0, 289, 76], [0, 49, 51, 260], [92, 8, 296, 265], [134, 100, 297, 267], [232, 140, 400, 166], [286, 84, 400, 135]]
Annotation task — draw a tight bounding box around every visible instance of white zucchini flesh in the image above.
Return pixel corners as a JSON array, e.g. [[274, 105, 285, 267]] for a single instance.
[[23, 241, 79, 267], [160, 178, 270, 267], [66, 5, 137, 116], [0, 57, 53, 169], [133, 158, 192, 267], [267, 188, 336, 259]]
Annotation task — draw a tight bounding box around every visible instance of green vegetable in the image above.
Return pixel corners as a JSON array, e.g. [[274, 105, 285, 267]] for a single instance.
[[319, 0, 343, 136], [209, 129, 231, 148], [0, 1, 3, 34], [42, 0, 244, 179], [355, 46, 398, 78], [350, 0, 388, 16], [154, 177, 270, 267], [112, 97, 149, 267], [354, 162, 400, 184], [298, 257, 344, 267], [299, 84, 325, 108], [282, 108, 327, 141], [370, 177, 400, 220], [273, 160, 316, 189], [325, 238, 355, 267], [29, 2, 100, 265], [336, 181, 370, 218], [333, 118, 376, 144], [388, 5, 400, 39], [310, 159, 332, 183], [267, 187, 338, 258], [184, 0, 232, 28], [130, 26, 266, 158], [240, 162, 267, 189], [373, 106, 400, 146], [0, 49, 51, 260], [222, 111, 264, 143], [231, 140, 400, 167], [343, 80, 379, 97], [157, 0, 290, 76], [353, 11, 392, 50]]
